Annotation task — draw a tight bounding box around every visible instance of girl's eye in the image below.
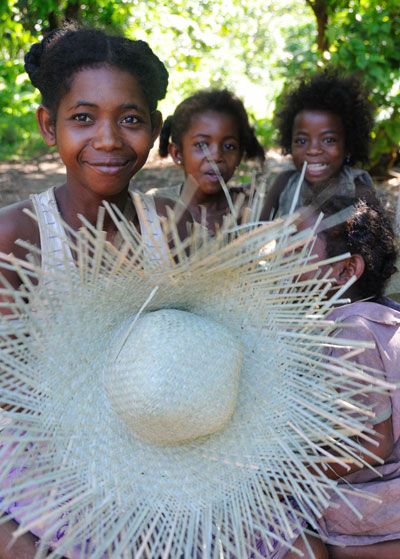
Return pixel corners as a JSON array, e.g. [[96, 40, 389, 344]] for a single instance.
[[194, 141, 207, 149], [324, 136, 337, 144], [122, 115, 140, 125], [293, 137, 307, 145], [72, 113, 92, 123], [224, 143, 237, 151]]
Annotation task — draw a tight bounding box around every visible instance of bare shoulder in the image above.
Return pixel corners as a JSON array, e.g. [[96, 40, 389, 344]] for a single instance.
[[0, 199, 39, 257]]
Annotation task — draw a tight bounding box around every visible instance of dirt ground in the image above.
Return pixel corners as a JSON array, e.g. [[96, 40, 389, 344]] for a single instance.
[[0, 148, 399, 214]]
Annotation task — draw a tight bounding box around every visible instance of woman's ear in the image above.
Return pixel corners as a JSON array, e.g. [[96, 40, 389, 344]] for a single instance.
[[150, 110, 163, 146], [168, 143, 183, 166], [36, 106, 56, 147], [332, 254, 365, 285]]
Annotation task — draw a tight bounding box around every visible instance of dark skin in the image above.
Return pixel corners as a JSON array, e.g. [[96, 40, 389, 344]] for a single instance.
[[0, 65, 191, 558], [0, 519, 40, 559], [168, 111, 246, 233]]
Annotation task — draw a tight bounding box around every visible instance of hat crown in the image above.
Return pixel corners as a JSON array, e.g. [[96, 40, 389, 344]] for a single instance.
[[108, 309, 243, 445]]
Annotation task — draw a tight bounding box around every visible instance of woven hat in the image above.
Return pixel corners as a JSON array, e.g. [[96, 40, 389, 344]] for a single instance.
[[0, 196, 392, 558]]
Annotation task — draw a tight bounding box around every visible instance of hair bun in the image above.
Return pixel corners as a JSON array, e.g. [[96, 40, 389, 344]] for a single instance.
[[24, 42, 44, 88]]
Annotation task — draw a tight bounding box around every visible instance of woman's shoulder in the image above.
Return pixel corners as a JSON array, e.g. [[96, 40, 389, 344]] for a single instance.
[[0, 198, 38, 257]]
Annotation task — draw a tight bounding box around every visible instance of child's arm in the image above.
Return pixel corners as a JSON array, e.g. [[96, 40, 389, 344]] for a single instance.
[[313, 415, 394, 480], [154, 196, 194, 243], [314, 316, 394, 480]]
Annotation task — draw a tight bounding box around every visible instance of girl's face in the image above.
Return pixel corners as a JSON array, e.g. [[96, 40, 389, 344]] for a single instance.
[[170, 111, 242, 200], [291, 110, 346, 186], [38, 65, 161, 199]]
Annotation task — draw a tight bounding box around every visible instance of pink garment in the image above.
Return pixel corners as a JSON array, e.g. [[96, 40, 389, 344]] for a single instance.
[[317, 301, 400, 546]]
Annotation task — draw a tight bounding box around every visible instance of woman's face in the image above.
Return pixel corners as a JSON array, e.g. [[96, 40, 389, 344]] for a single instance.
[[291, 110, 346, 186], [38, 65, 161, 200]]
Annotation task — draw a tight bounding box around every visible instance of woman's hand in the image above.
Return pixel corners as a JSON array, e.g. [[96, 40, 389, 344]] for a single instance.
[[0, 518, 39, 559]]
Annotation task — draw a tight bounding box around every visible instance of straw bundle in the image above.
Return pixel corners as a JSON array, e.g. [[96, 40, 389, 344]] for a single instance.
[[0, 196, 393, 558]]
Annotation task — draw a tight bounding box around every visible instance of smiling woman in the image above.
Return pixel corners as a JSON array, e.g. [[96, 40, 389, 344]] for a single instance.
[[0, 26, 193, 291], [37, 66, 158, 205], [0, 24, 192, 559]]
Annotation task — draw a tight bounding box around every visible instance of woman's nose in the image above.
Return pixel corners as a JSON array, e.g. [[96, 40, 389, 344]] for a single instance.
[[92, 120, 123, 151]]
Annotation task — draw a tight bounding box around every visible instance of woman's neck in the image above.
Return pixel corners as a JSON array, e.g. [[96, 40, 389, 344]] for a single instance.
[[54, 184, 133, 238]]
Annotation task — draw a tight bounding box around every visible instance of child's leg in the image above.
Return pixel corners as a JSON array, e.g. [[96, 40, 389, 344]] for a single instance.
[[284, 535, 329, 559], [328, 540, 400, 559]]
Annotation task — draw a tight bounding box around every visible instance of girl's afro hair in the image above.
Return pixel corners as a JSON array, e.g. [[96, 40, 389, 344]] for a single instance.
[[275, 69, 374, 165]]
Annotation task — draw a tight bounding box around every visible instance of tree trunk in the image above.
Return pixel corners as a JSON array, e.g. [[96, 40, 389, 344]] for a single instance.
[[64, 0, 81, 23], [306, 0, 329, 51], [47, 11, 60, 31]]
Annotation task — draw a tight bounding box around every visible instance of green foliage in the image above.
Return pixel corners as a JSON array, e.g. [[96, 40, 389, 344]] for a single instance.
[[0, 2, 45, 159], [327, 0, 400, 174], [276, 0, 400, 175]]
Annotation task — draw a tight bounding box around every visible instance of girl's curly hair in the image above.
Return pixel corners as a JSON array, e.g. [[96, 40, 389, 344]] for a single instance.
[[275, 70, 374, 165], [318, 196, 397, 298]]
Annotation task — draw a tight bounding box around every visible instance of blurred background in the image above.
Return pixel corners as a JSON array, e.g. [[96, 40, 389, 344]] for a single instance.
[[0, 0, 399, 187]]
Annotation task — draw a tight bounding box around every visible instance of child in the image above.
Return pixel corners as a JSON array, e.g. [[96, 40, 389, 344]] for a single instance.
[[158, 89, 265, 232], [300, 197, 400, 559], [0, 24, 188, 558], [265, 70, 379, 218]]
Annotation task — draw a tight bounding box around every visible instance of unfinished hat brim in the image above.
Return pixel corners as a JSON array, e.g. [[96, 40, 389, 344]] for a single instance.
[[0, 200, 392, 558]]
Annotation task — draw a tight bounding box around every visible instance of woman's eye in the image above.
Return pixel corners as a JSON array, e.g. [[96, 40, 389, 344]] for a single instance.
[[122, 115, 140, 125], [72, 113, 92, 123]]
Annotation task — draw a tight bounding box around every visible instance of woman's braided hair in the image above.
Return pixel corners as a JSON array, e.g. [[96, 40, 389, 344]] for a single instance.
[[24, 24, 168, 117]]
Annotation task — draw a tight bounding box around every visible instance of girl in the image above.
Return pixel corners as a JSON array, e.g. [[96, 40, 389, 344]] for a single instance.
[[0, 25, 190, 558], [300, 196, 400, 559], [158, 89, 265, 232], [265, 71, 379, 218]]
